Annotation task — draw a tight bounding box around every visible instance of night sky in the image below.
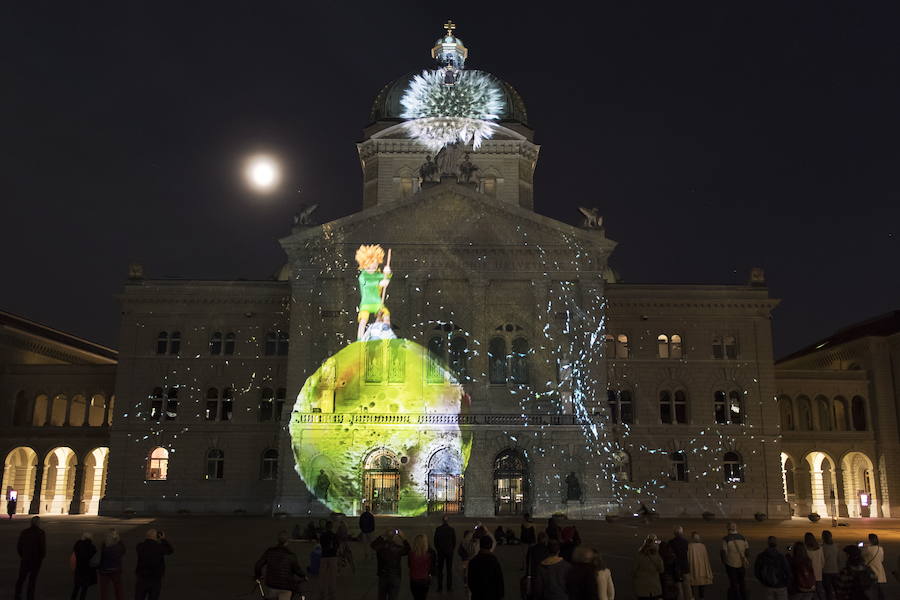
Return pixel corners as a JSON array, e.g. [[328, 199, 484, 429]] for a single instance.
[[3, 3, 897, 357]]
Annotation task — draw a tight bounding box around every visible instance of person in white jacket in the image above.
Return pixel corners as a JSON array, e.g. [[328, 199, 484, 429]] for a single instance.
[[688, 532, 713, 598], [861, 533, 886, 599], [803, 532, 825, 599], [592, 551, 615, 600]]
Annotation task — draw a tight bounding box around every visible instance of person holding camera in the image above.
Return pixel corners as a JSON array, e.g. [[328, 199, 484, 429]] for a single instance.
[[371, 528, 411, 600], [135, 528, 174, 600], [254, 530, 307, 600]]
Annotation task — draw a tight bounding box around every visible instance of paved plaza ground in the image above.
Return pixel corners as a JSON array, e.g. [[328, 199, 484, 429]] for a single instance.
[[2, 514, 900, 599]]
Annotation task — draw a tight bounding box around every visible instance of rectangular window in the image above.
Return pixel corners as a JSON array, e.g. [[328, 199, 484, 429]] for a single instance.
[[275, 388, 286, 422], [165, 398, 178, 420], [150, 398, 163, 421], [221, 388, 233, 421]]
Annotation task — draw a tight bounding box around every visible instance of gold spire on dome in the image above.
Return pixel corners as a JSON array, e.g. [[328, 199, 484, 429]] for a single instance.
[[431, 20, 467, 67], [443, 20, 456, 37]]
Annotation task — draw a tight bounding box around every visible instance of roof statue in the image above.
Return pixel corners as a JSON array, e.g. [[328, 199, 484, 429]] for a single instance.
[[293, 203, 319, 227], [578, 206, 603, 229]]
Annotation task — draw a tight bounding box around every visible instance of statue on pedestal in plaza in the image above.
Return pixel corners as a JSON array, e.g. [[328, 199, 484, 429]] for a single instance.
[[314, 469, 331, 500], [565, 471, 582, 502]]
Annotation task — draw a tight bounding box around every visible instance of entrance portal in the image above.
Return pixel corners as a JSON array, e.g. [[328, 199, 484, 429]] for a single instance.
[[493, 449, 526, 516], [364, 450, 399, 514]]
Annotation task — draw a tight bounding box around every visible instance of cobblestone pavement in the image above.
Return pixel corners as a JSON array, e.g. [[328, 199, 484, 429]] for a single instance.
[[2, 514, 899, 599]]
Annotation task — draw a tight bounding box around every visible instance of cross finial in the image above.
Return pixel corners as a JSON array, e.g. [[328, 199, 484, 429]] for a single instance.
[[443, 19, 456, 37]]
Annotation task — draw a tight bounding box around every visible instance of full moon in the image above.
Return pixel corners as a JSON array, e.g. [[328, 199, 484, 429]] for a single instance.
[[245, 156, 280, 191]]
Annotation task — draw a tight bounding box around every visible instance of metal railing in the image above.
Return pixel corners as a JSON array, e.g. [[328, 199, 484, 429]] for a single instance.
[[292, 412, 584, 426]]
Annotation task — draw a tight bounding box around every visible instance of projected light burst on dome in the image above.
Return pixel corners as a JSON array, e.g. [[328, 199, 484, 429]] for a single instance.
[[400, 69, 505, 151]]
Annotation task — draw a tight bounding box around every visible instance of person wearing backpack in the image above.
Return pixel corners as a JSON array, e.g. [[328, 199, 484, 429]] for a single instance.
[[721, 522, 751, 600], [754, 536, 793, 600], [835, 545, 876, 600], [860, 534, 886, 599], [788, 542, 817, 600]]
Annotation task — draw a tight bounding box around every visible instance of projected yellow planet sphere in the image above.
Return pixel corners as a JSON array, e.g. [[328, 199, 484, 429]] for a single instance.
[[290, 338, 470, 515]]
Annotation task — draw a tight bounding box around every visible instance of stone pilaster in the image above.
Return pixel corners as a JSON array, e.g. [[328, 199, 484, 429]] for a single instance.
[[28, 465, 43, 514], [69, 463, 85, 515]]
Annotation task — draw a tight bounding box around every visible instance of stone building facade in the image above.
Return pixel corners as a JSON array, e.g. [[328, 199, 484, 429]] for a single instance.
[[775, 312, 900, 519], [3, 31, 895, 521], [0, 310, 116, 516]]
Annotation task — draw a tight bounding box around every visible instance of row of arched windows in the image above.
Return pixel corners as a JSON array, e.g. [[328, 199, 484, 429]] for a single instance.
[[605, 333, 738, 360], [13, 392, 112, 427], [606, 388, 744, 425], [779, 394, 867, 432], [146, 447, 279, 481], [147, 387, 286, 422], [154, 331, 289, 357], [612, 450, 744, 484]]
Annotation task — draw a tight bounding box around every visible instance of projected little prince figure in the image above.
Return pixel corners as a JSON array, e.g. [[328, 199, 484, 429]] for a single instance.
[[355, 244, 392, 341]]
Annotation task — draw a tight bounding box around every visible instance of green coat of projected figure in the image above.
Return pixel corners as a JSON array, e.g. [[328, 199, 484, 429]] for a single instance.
[[290, 245, 471, 516]]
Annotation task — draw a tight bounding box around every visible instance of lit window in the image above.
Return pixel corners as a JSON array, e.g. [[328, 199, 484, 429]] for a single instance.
[[206, 449, 224, 480], [658, 334, 669, 359], [616, 334, 630, 359], [147, 447, 169, 480], [670, 334, 682, 359]]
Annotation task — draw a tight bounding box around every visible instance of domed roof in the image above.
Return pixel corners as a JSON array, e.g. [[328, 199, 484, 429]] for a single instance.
[[369, 71, 529, 126]]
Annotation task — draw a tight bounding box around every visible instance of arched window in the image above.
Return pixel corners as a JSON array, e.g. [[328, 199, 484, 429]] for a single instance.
[[670, 451, 687, 481], [275, 388, 286, 421], [782, 456, 796, 495], [69, 394, 86, 426], [724, 452, 744, 483], [493, 449, 526, 515], [797, 396, 813, 431], [206, 449, 224, 480], [32, 394, 48, 426], [779, 395, 794, 431], [607, 389, 634, 424], [224, 332, 236, 355], [604, 334, 615, 357], [165, 389, 178, 421], [851, 396, 867, 431], [448, 336, 468, 381], [265, 331, 289, 356], [209, 332, 223, 355], [147, 447, 169, 480], [670, 334, 683, 359], [107, 396, 115, 426], [488, 337, 507, 384], [613, 450, 631, 482], [49, 394, 67, 426], [13, 392, 30, 426], [615, 334, 630, 359], [510, 337, 529, 384], [659, 390, 687, 424], [657, 334, 669, 359], [156, 331, 169, 355], [205, 388, 219, 421], [816, 396, 832, 431], [261, 449, 278, 480], [149, 388, 164, 421], [715, 390, 743, 425], [221, 388, 234, 421], [259, 388, 274, 422], [169, 331, 181, 355], [480, 175, 497, 197], [713, 334, 738, 360], [88, 394, 106, 426], [833, 396, 848, 431]]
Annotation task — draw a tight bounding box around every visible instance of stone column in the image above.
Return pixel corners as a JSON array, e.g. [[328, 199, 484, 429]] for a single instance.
[[832, 466, 849, 518], [28, 464, 44, 514], [793, 464, 813, 516], [68, 462, 86, 515]]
